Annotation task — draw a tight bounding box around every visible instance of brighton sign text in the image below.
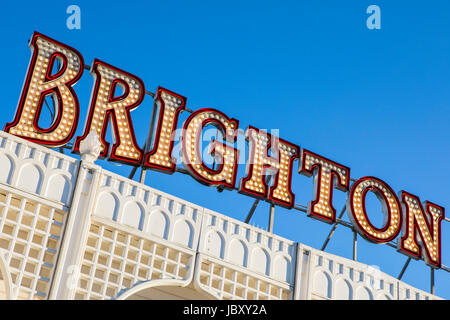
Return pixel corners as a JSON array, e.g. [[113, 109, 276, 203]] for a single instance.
[[4, 32, 445, 269]]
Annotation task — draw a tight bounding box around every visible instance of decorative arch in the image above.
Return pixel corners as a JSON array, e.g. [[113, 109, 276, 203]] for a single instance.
[[313, 269, 332, 299], [355, 286, 374, 300], [0, 153, 15, 184], [95, 191, 119, 221], [205, 230, 225, 259], [227, 239, 248, 267], [272, 254, 292, 283], [250, 247, 270, 276], [116, 279, 216, 300], [46, 173, 72, 203], [121, 201, 145, 230], [146, 208, 170, 239], [172, 219, 193, 248], [334, 277, 353, 300], [17, 162, 43, 194]]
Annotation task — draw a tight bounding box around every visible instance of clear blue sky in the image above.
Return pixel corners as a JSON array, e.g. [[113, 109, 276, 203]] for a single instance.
[[1, 0, 449, 298]]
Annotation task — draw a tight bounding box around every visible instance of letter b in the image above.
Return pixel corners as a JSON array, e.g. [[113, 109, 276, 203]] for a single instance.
[[4, 32, 84, 147]]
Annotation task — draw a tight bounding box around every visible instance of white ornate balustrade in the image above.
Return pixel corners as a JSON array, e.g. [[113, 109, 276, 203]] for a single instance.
[[0, 130, 442, 300], [0, 130, 78, 299]]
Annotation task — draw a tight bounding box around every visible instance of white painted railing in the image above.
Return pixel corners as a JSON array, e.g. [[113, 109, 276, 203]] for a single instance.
[[295, 244, 439, 300], [0, 131, 76, 299], [0, 130, 442, 300], [0, 130, 79, 208]]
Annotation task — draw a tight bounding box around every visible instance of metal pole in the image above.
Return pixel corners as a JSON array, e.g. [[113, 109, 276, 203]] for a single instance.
[[138, 98, 159, 184], [212, 128, 219, 170], [126, 94, 158, 182], [442, 264, 450, 273], [430, 268, 435, 295], [352, 231, 357, 261], [138, 164, 147, 184], [128, 166, 138, 179], [268, 203, 275, 233], [321, 205, 347, 251], [397, 257, 411, 280], [129, 94, 158, 182], [245, 199, 260, 224]]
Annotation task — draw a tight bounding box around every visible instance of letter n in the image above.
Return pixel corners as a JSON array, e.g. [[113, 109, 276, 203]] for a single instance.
[[398, 191, 445, 268]]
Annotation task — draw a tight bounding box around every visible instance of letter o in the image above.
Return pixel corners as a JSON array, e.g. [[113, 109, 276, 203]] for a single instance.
[[347, 176, 402, 243]]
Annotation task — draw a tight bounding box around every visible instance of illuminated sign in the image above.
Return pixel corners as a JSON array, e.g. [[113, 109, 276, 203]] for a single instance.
[[4, 31, 446, 269]]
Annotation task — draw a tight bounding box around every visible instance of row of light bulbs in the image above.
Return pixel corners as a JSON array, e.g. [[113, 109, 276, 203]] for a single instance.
[[4, 31, 445, 268]]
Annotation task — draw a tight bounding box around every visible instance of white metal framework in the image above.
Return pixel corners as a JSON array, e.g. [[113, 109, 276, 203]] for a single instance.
[[0, 130, 442, 300]]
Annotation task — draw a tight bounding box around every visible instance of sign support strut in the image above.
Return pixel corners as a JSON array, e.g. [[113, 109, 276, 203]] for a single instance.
[[268, 203, 275, 233], [321, 205, 347, 251]]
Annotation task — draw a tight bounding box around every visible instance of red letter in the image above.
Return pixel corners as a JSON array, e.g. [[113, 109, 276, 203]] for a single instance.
[[5, 32, 84, 146], [144, 87, 186, 173], [398, 191, 444, 268], [347, 176, 402, 243], [299, 150, 350, 223], [181, 108, 239, 189], [239, 126, 299, 208], [73, 59, 144, 165]]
